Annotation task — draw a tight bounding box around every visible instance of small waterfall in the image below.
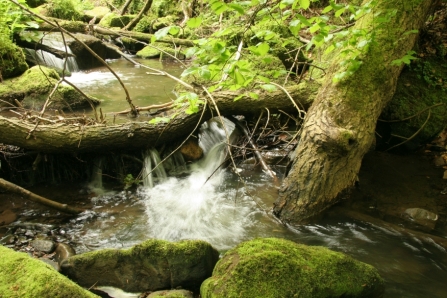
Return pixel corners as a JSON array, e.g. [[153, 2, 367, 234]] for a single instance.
[[140, 117, 258, 250], [142, 148, 167, 188], [25, 35, 79, 73], [89, 157, 103, 193]]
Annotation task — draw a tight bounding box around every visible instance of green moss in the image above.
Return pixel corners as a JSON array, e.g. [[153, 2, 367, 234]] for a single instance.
[[136, 43, 187, 60], [99, 12, 134, 28], [0, 245, 98, 298], [201, 238, 384, 298], [0, 66, 99, 110], [382, 57, 447, 145], [0, 27, 28, 79]]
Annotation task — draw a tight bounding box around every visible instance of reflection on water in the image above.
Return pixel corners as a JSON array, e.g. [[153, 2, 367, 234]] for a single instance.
[[64, 58, 184, 116]]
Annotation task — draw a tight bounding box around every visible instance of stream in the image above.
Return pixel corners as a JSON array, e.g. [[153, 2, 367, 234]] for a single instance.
[[3, 57, 447, 297]]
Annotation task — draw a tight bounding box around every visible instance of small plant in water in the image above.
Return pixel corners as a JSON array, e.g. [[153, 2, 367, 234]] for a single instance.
[[123, 173, 140, 190]]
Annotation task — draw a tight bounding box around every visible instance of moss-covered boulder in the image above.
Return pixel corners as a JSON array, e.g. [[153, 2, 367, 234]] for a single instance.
[[98, 12, 134, 28], [201, 238, 384, 298], [0, 35, 28, 79], [61, 239, 219, 293], [0, 66, 99, 110], [0, 245, 98, 298], [136, 43, 187, 60]]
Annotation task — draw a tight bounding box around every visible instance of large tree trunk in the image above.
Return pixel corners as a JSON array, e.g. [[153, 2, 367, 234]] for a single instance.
[[273, 0, 435, 224], [0, 84, 316, 153]]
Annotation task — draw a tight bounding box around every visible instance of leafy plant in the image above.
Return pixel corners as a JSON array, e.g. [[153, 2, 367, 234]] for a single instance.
[[123, 174, 140, 189]]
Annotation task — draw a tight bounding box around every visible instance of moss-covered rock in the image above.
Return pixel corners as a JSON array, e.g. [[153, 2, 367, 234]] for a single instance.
[[0, 245, 98, 298], [0, 66, 99, 110], [61, 239, 219, 293], [98, 12, 134, 28], [136, 43, 187, 60], [201, 238, 384, 298], [0, 33, 28, 79], [380, 58, 447, 149]]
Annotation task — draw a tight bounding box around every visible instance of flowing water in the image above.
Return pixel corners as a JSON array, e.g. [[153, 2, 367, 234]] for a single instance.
[[57, 116, 447, 297], [64, 58, 184, 117], [7, 56, 447, 297]]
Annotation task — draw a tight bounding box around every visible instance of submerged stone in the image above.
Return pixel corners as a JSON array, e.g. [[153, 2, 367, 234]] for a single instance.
[[201, 238, 385, 298], [61, 239, 219, 293], [0, 245, 97, 297]]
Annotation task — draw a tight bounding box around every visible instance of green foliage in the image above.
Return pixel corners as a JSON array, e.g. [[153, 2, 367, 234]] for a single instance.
[[175, 92, 205, 114], [123, 173, 140, 189], [412, 60, 447, 90]]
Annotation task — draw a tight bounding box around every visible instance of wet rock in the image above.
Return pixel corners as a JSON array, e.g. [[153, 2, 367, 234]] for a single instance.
[[16, 235, 29, 245], [180, 138, 203, 162], [0, 209, 18, 226], [54, 242, 77, 264], [61, 239, 219, 293], [201, 238, 385, 298], [0, 234, 16, 245], [0, 246, 97, 297], [404, 208, 438, 229], [147, 289, 194, 298], [31, 239, 56, 254], [40, 258, 61, 271]]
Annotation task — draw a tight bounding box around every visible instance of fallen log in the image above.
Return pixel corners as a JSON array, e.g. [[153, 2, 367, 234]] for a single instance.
[[93, 25, 195, 47], [0, 178, 85, 215], [0, 84, 317, 153]]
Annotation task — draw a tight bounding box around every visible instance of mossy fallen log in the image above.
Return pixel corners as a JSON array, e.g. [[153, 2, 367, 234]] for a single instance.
[[0, 84, 316, 153]]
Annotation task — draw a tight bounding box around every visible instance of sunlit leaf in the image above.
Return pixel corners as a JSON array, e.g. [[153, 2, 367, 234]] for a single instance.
[[186, 17, 203, 28], [249, 92, 259, 99], [300, 0, 310, 10]]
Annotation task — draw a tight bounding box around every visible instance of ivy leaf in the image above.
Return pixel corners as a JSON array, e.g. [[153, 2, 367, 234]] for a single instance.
[[169, 26, 180, 36]]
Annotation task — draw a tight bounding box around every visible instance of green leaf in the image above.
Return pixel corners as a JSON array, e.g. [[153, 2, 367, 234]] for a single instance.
[[322, 5, 333, 14], [149, 117, 170, 124], [153, 26, 171, 40], [234, 94, 245, 101], [309, 23, 320, 33], [211, 1, 228, 14], [261, 84, 277, 92], [300, 0, 310, 10], [169, 26, 180, 36], [249, 92, 259, 99], [186, 17, 203, 28], [257, 42, 270, 56], [257, 75, 270, 83], [335, 7, 346, 17], [228, 3, 245, 14], [234, 68, 246, 85], [324, 44, 335, 54]]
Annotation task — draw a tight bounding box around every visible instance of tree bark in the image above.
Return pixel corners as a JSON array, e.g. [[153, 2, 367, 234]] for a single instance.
[[273, 0, 435, 224], [123, 0, 153, 31], [0, 83, 316, 153]]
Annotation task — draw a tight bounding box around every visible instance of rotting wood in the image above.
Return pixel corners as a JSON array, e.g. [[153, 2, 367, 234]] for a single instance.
[[0, 178, 85, 215]]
